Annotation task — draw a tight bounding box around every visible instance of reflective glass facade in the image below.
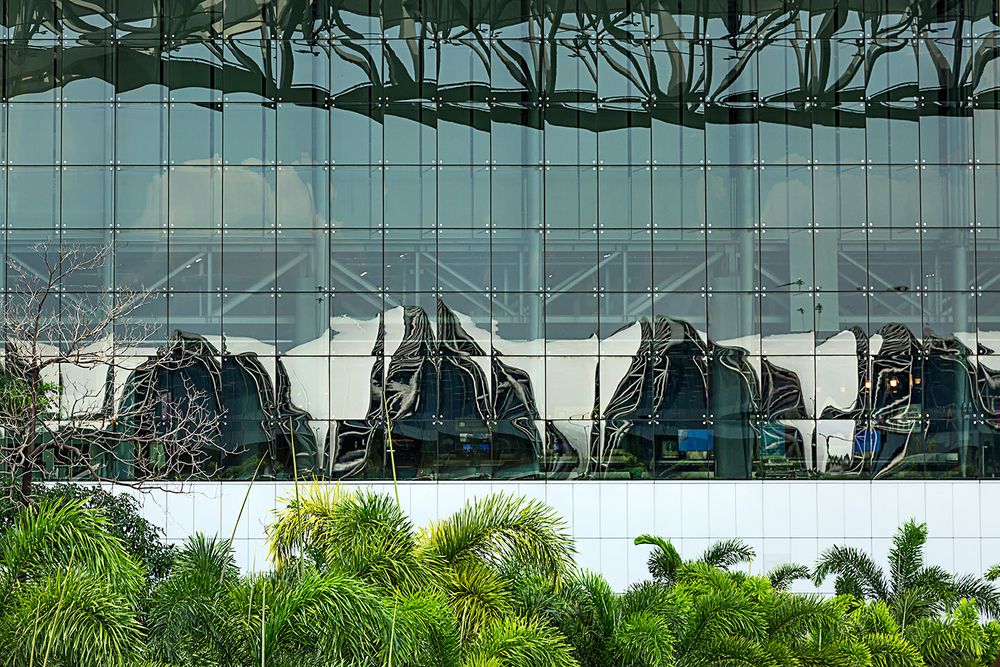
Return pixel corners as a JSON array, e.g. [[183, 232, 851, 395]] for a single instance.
[[4, 0, 1000, 480]]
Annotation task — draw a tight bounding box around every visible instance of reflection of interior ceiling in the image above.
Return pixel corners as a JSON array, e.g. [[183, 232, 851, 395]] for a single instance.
[[6, 1, 999, 132]]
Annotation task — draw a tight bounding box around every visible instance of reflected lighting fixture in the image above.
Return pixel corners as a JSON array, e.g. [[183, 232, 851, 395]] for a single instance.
[[889, 377, 899, 388], [914, 377, 922, 385], [864, 380, 872, 389]]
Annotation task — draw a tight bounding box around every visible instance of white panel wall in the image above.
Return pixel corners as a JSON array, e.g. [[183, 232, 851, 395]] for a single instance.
[[116, 481, 1000, 592]]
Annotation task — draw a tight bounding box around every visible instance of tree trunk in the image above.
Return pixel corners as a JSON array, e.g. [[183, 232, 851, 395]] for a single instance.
[[18, 458, 32, 505]]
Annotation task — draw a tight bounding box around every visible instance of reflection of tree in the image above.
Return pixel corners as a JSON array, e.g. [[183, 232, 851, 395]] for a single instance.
[[0, 243, 228, 503]]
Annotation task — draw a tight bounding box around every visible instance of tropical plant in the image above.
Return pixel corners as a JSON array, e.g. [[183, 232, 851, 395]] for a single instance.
[[3, 485, 1000, 667], [0, 496, 146, 666], [814, 519, 1000, 624], [0, 482, 175, 584], [268, 484, 576, 644], [634, 533, 810, 592]]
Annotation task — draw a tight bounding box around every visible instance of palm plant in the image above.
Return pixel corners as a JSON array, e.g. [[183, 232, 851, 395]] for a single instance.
[[544, 561, 872, 667], [145, 534, 240, 665], [229, 567, 392, 666], [634, 533, 809, 591], [268, 486, 576, 646], [463, 615, 580, 667], [552, 572, 681, 667], [268, 484, 433, 591], [634, 534, 755, 586], [813, 520, 1000, 625], [148, 533, 400, 667], [0, 497, 146, 667]]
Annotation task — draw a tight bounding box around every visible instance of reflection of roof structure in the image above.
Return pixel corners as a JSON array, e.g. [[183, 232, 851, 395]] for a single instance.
[[6, 1, 1000, 131]]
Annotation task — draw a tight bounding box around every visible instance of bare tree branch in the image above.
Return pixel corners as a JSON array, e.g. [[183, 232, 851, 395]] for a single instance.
[[0, 242, 236, 504]]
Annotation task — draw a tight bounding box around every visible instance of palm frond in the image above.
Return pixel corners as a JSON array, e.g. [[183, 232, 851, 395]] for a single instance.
[[908, 565, 953, 598], [571, 570, 620, 637], [145, 535, 238, 665], [766, 592, 847, 642], [786, 636, 871, 667], [0, 566, 144, 667], [610, 610, 676, 667], [634, 534, 683, 584], [904, 599, 986, 667], [389, 590, 462, 667], [421, 493, 575, 582], [813, 545, 890, 601], [504, 570, 562, 625], [463, 615, 580, 667], [861, 632, 924, 667], [890, 587, 938, 629], [949, 573, 1000, 619], [231, 568, 391, 665], [700, 539, 756, 571], [445, 560, 516, 641], [850, 600, 902, 636], [677, 574, 767, 657], [986, 564, 1000, 582], [682, 635, 777, 667], [268, 484, 430, 591], [766, 563, 811, 591], [548, 571, 619, 664], [887, 521, 927, 598], [0, 496, 145, 599], [619, 580, 683, 622]]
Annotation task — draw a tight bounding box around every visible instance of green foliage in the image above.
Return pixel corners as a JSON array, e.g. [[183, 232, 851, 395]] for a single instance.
[[0, 565, 144, 667], [766, 563, 812, 591], [420, 492, 576, 583], [0, 496, 146, 666], [0, 373, 60, 414], [463, 615, 579, 667], [145, 535, 239, 665], [1, 483, 176, 585], [0, 488, 998, 667], [635, 533, 757, 588], [268, 484, 431, 591], [815, 519, 1000, 627]]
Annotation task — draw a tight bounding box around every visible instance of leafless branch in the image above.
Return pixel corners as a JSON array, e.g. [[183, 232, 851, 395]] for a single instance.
[[0, 242, 236, 504]]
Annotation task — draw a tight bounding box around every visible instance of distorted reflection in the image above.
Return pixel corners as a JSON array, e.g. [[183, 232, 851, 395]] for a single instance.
[[2, 0, 1000, 479]]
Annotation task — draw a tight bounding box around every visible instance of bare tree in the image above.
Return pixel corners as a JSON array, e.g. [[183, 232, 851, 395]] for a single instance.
[[0, 241, 230, 504]]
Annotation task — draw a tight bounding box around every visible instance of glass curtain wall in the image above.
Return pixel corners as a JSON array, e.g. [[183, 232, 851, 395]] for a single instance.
[[2, 0, 1000, 480]]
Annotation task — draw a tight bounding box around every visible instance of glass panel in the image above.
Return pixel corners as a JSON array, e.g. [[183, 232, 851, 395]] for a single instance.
[[169, 228, 222, 292], [223, 103, 276, 165], [492, 167, 543, 229], [278, 166, 328, 228], [62, 167, 113, 228], [116, 166, 167, 228], [223, 167, 276, 229], [331, 166, 381, 228], [8, 103, 59, 164], [277, 103, 328, 165], [330, 228, 383, 292], [63, 104, 114, 164], [169, 166, 222, 228], [438, 166, 490, 229], [117, 103, 168, 165], [169, 102, 222, 164], [8, 167, 58, 229], [438, 228, 491, 293]]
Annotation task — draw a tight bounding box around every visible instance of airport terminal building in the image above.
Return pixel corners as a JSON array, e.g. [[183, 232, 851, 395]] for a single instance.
[[3, 0, 1000, 582]]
